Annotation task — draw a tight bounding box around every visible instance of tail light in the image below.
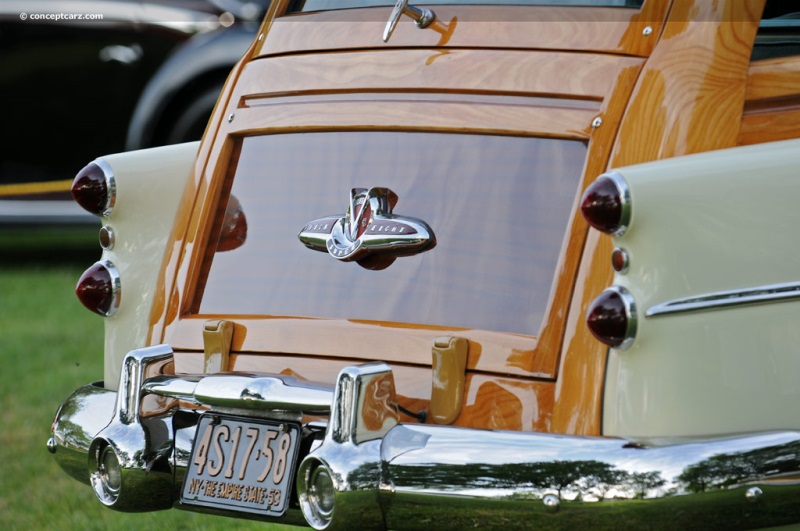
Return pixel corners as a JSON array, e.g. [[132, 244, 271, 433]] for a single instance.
[[580, 172, 630, 236], [76, 260, 121, 317], [586, 286, 637, 350], [72, 160, 115, 216]]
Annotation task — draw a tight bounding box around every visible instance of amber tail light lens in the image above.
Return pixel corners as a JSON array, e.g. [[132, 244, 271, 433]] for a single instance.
[[72, 160, 115, 216], [580, 172, 631, 236], [586, 286, 637, 350], [76, 260, 121, 317]]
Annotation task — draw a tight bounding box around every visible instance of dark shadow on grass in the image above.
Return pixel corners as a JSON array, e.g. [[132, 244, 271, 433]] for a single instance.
[[0, 225, 101, 267]]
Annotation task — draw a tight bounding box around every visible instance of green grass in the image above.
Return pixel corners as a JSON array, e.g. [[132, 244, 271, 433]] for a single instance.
[[0, 233, 291, 529]]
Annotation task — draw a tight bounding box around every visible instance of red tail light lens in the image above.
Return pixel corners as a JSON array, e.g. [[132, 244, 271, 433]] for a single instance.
[[72, 160, 115, 216], [76, 260, 121, 317], [580, 172, 631, 236], [586, 286, 637, 350]]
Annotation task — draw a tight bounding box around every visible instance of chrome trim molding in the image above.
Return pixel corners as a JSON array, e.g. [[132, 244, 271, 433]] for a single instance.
[[379, 427, 800, 530], [646, 281, 800, 318], [99, 259, 122, 317], [51, 357, 800, 529], [383, 0, 435, 42], [143, 373, 334, 416], [298, 187, 436, 270], [605, 171, 631, 237], [88, 345, 175, 510], [600, 171, 632, 237], [50, 382, 117, 485], [94, 158, 116, 216], [297, 363, 398, 530], [616, 285, 637, 350]]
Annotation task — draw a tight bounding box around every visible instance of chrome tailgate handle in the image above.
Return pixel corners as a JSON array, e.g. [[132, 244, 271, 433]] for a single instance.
[[143, 373, 334, 416]]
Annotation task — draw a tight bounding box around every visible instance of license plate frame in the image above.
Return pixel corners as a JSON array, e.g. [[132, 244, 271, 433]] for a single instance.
[[181, 414, 301, 517]]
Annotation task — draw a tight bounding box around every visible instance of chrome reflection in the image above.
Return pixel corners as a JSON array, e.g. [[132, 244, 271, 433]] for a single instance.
[[380, 427, 800, 529], [143, 372, 334, 417], [88, 344, 175, 511], [95, 158, 117, 216], [646, 280, 800, 318], [298, 187, 436, 270], [382, 0, 435, 42], [50, 382, 117, 485], [51, 360, 800, 529], [297, 363, 399, 530]]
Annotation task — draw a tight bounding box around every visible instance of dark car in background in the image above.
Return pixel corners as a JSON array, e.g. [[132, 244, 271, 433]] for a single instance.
[[0, 0, 267, 196]]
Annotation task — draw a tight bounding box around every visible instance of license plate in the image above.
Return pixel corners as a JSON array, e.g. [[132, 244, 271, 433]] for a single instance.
[[181, 415, 301, 516]]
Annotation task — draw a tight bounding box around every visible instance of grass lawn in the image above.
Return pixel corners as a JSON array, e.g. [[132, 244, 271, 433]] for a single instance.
[[0, 230, 285, 530]]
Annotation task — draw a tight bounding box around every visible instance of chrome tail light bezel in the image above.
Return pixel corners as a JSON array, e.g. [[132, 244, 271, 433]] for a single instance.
[[71, 158, 116, 217], [75, 259, 121, 317], [586, 285, 638, 350], [580, 171, 632, 237]]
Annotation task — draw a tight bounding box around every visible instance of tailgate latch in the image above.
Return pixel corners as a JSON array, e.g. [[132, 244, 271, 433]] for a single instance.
[[203, 319, 234, 373], [431, 336, 468, 425]]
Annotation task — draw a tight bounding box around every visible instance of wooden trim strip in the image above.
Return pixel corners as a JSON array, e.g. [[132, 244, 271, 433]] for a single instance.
[[254, 2, 670, 58], [171, 316, 549, 378], [238, 50, 641, 103], [746, 55, 800, 103]]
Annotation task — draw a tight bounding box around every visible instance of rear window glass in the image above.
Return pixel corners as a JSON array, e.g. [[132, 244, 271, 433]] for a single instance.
[[197, 132, 586, 335]]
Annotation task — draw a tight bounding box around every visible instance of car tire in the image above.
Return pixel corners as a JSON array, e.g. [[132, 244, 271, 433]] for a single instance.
[[164, 83, 224, 145]]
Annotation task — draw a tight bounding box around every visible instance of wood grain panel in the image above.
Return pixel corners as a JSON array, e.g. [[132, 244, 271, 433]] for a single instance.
[[237, 50, 640, 102], [229, 99, 596, 139], [458, 374, 554, 432], [551, 230, 614, 436], [746, 55, 800, 102], [740, 56, 800, 146], [553, 0, 766, 436], [254, 1, 670, 58], [525, 62, 643, 377], [161, 60, 642, 401], [609, 0, 764, 166], [151, 0, 667, 434], [173, 351, 554, 431], [171, 316, 548, 377], [739, 105, 800, 145]]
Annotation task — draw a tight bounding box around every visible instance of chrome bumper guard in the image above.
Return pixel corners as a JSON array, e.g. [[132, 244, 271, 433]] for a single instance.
[[50, 345, 800, 529]]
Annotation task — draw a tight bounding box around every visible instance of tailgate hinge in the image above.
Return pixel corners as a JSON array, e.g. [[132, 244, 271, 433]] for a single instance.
[[203, 319, 234, 374], [431, 336, 468, 425]]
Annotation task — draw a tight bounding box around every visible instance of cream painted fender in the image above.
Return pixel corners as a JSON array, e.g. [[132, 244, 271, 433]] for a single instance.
[[94, 142, 199, 389], [602, 139, 800, 438]]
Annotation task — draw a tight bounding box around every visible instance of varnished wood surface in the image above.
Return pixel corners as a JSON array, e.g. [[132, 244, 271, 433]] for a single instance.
[[230, 100, 596, 139], [164, 50, 645, 383], [254, 1, 670, 59], [739, 105, 800, 145], [171, 316, 545, 377], [739, 56, 800, 146], [609, 0, 764, 166], [150, 0, 776, 436], [745, 55, 800, 102], [551, 230, 614, 435], [238, 49, 640, 103], [154, 11, 649, 431], [173, 352, 555, 432], [524, 61, 643, 377], [553, 0, 767, 436]]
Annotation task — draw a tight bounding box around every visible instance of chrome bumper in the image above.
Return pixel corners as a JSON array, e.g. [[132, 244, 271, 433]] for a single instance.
[[50, 345, 800, 529]]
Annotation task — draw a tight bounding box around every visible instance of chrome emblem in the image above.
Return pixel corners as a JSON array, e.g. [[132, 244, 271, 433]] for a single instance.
[[298, 188, 435, 269]]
